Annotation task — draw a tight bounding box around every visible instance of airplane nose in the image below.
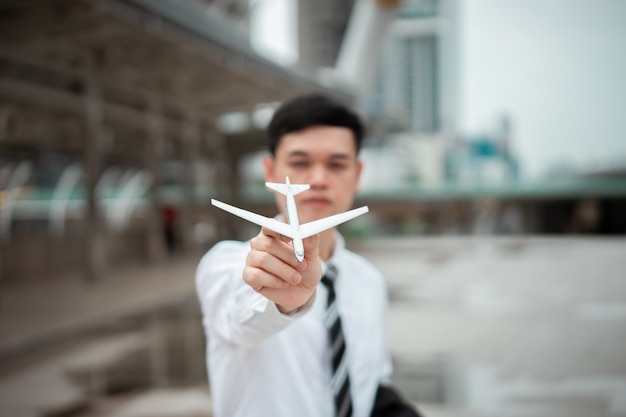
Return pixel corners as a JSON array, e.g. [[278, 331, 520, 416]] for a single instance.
[[295, 250, 304, 263]]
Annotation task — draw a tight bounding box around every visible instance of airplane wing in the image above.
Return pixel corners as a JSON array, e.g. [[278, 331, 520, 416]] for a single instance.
[[299, 206, 369, 239], [266, 182, 310, 196], [211, 199, 295, 239]]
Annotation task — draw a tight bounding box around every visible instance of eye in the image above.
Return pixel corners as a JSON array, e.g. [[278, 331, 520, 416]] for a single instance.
[[329, 162, 347, 170], [289, 160, 309, 168]]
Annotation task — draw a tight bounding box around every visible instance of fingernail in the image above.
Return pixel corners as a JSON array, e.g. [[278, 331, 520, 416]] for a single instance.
[[292, 273, 301, 284]]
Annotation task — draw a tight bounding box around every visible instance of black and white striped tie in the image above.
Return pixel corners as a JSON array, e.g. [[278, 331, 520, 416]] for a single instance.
[[321, 264, 353, 417]]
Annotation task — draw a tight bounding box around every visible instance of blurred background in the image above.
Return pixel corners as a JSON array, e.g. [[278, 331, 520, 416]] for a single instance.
[[1, 0, 625, 416]]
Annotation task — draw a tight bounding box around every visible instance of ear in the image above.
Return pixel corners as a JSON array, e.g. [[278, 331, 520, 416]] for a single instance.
[[263, 155, 275, 182], [355, 159, 364, 193]]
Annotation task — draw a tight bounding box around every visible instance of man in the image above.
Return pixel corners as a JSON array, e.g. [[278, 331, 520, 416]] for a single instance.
[[196, 94, 420, 417]]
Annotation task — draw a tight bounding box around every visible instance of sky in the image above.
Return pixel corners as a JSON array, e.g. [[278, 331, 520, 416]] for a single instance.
[[249, 0, 297, 66], [249, 0, 626, 179], [459, 0, 626, 177]]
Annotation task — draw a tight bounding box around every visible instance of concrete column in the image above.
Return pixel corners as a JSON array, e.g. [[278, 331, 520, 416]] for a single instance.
[[335, 0, 401, 100], [145, 98, 167, 262], [210, 133, 235, 241], [180, 110, 200, 252], [82, 58, 106, 283]]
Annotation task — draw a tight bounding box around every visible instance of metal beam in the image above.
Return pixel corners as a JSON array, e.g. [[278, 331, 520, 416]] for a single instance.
[[0, 76, 212, 136]]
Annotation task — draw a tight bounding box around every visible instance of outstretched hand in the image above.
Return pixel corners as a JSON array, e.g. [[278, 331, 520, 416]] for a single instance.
[[243, 227, 322, 314]]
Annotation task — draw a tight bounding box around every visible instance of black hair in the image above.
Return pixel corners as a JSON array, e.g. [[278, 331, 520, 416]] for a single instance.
[[266, 93, 364, 155]]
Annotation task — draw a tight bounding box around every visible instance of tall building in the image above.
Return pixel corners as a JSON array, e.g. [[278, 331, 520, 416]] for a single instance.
[[373, 0, 459, 135], [297, 0, 355, 73]]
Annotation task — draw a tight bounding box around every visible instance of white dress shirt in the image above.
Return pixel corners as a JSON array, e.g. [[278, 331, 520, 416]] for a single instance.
[[195, 233, 392, 417]]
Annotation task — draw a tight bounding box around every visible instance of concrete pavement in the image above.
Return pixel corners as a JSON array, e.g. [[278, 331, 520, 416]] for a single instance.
[[0, 254, 203, 417], [1, 237, 626, 417], [353, 236, 626, 417], [0, 255, 200, 358]]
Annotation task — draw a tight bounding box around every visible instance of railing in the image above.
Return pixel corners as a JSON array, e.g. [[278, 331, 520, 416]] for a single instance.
[[0, 163, 154, 239]]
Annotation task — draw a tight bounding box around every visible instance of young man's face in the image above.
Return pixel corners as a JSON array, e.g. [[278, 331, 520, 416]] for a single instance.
[[263, 125, 363, 224]]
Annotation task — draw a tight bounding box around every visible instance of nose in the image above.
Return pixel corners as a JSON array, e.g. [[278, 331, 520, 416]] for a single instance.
[[308, 165, 329, 189]]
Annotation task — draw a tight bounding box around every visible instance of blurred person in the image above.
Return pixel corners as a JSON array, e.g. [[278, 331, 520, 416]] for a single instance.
[[161, 204, 178, 252], [196, 94, 421, 417]]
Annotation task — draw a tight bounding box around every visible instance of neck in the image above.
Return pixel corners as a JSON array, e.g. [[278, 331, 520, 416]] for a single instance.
[[319, 229, 336, 261]]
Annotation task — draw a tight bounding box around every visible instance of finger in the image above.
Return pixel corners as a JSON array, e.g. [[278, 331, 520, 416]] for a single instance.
[[247, 249, 302, 285], [243, 266, 290, 291], [253, 229, 303, 271], [251, 230, 294, 261], [302, 233, 320, 261], [260, 226, 292, 244]]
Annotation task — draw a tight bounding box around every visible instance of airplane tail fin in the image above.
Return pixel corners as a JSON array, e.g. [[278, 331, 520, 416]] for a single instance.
[[266, 179, 310, 196]]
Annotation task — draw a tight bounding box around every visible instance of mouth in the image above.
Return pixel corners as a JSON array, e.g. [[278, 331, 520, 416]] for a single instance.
[[302, 197, 331, 209]]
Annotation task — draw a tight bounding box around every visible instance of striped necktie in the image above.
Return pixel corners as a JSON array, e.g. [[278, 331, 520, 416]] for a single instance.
[[321, 264, 354, 417]]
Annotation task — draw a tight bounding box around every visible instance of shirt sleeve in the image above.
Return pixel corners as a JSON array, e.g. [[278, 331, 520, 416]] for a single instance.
[[195, 240, 313, 348]]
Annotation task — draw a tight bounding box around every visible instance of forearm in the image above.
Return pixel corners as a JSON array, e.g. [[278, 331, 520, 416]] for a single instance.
[[208, 282, 301, 347], [196, 242, 313, 347]]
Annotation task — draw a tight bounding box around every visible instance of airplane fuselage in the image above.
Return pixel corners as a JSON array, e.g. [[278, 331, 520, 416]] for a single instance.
[[211, 176, 368, 263], [285, 184, 305, 262]]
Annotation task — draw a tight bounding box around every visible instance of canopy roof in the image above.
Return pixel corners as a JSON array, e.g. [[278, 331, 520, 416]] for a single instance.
[[0, 0, 348, 159]]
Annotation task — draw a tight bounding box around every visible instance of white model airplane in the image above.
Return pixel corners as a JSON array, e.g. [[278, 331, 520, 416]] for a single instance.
[[211, 177, 368, 262]]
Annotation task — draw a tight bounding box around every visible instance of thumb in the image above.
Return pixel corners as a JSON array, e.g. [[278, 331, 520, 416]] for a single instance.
[[303, 233, 320, 262]]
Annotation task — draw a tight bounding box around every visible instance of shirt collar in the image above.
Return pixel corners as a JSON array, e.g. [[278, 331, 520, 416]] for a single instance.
[[322, 229, 345, 274]]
